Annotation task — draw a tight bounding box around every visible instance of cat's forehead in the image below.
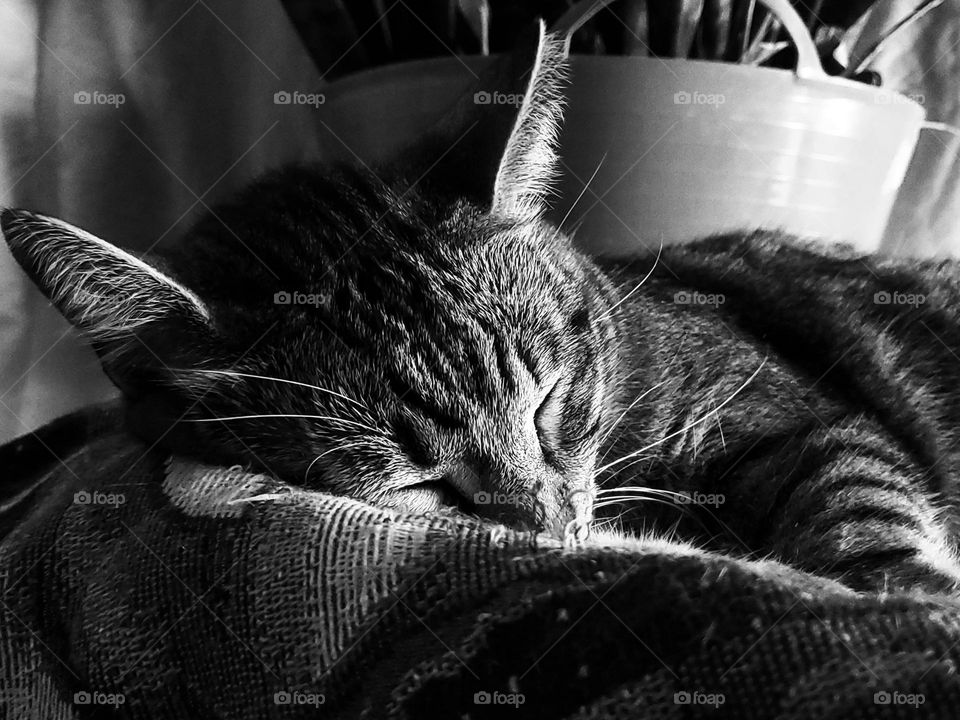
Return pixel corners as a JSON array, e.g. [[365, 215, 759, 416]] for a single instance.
[[297, 175, 579, 295], [348, 213, 583, 309], [166, 164, 589, 330]]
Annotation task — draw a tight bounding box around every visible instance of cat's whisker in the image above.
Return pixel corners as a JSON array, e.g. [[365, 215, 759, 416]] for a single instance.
[[303, 440, 368, 483], [597, 366, 649, 463], [185, 414, 380, 434], [594, 492, 689, 506], [182, 368, 369, 411], [597, 358, 767, 475], [594, 495, 722, 538], [594, 497, 673, 508], [594, 500, 695, 521], [567, 216, 588, 239], [598, 379, 668, 448], [597, 487, 669, 497], [597, 486, 690, 501], [598, 345, 689, 466], [593, 496, 693, 516], [594, 498, 677, 509], [715, 410, 727, 451], [598, 454, 654, 485], [595, 237, 663, 323], [558, 153, 606, 232], [596, 485, 669, 493], [600, 489, 730, 534], [592, 510, 666, 538], [598, 425, 637, 466]]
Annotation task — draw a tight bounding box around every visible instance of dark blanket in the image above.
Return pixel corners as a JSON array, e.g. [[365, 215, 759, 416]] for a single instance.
[[1, 405, 958, 719]]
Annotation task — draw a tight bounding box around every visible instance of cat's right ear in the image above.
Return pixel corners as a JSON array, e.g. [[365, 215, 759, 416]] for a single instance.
[[390, 21, 567, 221], [1, 209, 212, 357]]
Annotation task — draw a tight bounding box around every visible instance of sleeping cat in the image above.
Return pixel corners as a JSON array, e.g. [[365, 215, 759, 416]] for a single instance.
[[4, 23, 960, 595]]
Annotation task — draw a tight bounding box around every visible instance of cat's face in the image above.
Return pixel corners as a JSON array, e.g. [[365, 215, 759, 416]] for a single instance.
[[182, 170, 619, 533], [2, 25, 614, 535]]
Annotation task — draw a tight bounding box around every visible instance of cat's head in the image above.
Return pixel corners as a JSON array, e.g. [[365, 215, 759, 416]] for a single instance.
[[1, 23, 620, 536]]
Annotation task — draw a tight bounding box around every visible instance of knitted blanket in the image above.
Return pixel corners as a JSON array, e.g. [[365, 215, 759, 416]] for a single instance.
[[2, 405, 959, 719]]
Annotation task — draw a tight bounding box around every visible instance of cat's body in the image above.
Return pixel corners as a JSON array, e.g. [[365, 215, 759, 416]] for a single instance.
[[599, 239, 960, 593], [4, 24, 960, 595]]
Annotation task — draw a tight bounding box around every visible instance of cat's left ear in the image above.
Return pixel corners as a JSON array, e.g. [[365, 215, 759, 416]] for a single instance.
[[1, 209, 212, 350], [393, 21, 567, 221]]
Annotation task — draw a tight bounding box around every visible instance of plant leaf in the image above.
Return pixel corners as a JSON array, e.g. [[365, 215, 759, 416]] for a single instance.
[[698, 0, 732, 60]]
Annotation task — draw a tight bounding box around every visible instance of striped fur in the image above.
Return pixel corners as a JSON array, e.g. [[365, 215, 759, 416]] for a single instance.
[[597, 236, 960, 594]]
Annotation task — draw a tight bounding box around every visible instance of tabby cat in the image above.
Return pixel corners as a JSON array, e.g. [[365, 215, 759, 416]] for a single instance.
[[5, 24, 960, 595]]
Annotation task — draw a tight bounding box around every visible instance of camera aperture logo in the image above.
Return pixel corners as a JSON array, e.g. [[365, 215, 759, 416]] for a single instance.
[[273, 90, 326, 108], [474, 90, 524, 107], [674, 690, 725, 707], [874, 690, 924, 707], [274, 290, 330, 308], [474, 690, 525, 708], [673, 491, 725, 507], [74, 90, 125, 108], [673, 90, 725, 107], [274, 690, 325, 707], [474, 491, 522, 507], [674, 290, 725, 307], [73, 691, 125, 709], [873, 290, 925, 307], [74, 490, 125, 507]]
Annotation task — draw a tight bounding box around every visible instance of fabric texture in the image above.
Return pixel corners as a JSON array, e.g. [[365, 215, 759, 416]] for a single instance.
[[1, 406, 959, 718]]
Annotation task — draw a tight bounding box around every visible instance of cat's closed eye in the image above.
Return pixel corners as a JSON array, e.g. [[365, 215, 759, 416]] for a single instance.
[[535, 385, 602, 465], [534, 383, 562, 463]]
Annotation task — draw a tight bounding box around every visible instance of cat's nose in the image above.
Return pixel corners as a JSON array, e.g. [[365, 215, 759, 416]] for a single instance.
[[563, 483, 595, 537], [443, 457, 579, 535]]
